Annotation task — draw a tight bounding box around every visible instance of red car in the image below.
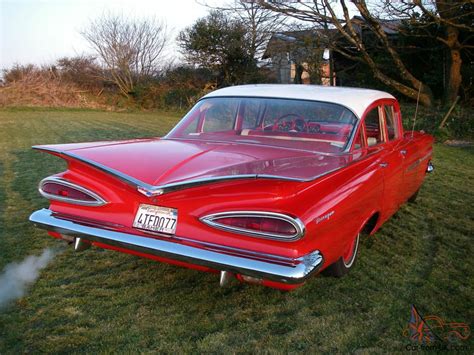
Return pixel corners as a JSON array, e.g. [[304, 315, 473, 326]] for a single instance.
[[30, 85, 434, 290]]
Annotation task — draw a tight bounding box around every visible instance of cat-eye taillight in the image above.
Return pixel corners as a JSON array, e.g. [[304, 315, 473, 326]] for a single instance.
[[39, 177, 106, 206], [200, 211, 305, 241]]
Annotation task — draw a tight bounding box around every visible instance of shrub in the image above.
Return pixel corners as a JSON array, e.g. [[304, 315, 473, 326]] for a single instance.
[[55, 56, 104, 91], [0, 64, 108, 109], [2, 64, 37, 84], [401, 102, 474, 141]]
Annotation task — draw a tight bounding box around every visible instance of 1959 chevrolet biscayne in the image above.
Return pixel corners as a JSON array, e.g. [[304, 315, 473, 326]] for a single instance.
[[30, 85, 434, 290]]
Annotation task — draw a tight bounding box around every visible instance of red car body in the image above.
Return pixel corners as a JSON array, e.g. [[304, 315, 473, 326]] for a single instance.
[[30, 85, 434, 290]]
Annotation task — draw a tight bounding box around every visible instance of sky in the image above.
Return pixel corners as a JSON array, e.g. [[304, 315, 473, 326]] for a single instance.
[[0, 0, 210, 69]]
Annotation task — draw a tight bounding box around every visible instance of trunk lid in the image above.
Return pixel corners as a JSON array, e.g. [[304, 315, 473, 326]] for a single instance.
[[34, 138, 350, 187]]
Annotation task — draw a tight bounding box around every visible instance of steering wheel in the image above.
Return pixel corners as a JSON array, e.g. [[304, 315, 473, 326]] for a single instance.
[[274, 114, 307, 132]]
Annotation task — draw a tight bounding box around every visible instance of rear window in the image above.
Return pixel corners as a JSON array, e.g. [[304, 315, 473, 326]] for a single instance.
[[166, 97, 359, 153]]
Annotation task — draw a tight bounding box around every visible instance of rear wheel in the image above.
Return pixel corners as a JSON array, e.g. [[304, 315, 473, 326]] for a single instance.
[[323, 233, 360, 277]]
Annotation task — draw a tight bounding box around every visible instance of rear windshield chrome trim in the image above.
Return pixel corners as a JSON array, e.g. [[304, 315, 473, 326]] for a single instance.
[[163, 138, 347, 156], [200, 211, 305, 242], [39, 177, 107, 206]]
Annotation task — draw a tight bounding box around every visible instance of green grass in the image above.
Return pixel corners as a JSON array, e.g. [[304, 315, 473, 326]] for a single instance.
[[0, 108, 472, 353]]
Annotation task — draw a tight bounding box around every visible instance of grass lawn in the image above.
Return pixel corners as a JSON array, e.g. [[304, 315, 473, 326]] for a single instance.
[[0, 108, 472, 353]]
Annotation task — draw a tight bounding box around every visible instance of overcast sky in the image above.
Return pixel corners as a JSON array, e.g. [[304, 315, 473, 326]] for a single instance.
[[0, 0, 210, 69]]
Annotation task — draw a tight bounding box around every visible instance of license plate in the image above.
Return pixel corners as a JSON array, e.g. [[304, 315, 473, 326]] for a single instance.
[[133, 204, 178, 235]]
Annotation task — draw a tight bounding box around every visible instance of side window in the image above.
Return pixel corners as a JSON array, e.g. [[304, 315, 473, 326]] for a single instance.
[[202, 100, 238, 132], [353, 127, 364, 149], [384, 105, 399, 140], [364, 107, 384, 146]]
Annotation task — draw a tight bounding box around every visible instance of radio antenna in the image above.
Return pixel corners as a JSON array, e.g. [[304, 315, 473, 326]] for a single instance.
[[411, 83, 422, 139]]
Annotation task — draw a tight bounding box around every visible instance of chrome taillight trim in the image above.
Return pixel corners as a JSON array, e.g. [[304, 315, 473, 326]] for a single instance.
[[200, 211, 305, 241], [39, 177, 107, 207]]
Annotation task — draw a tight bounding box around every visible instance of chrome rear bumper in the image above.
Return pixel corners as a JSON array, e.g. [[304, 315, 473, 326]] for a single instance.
[[29, 209, 323, 284]]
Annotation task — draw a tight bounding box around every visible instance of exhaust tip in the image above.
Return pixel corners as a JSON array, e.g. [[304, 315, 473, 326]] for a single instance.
[[74, 237, 91, 252], [219, 271, 234, 287]]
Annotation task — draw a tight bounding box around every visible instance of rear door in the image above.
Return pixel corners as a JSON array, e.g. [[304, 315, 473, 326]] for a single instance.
[[380, 103, 407, 211], [361, 102, 404, 220], [399, 137, 429, 202], [389, 104, 424, 202]]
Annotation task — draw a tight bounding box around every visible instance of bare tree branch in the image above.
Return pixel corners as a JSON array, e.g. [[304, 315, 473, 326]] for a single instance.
[[383, 0, 470, 103], [262, 0, 433, 104], [352, 0, 424, 91], [414, 0, 474, 32], [81, 14, 168, 97]]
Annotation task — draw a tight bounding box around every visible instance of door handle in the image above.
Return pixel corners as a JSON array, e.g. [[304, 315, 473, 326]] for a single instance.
[[400, 149, 407, 155], [380, 162, 389, 168]]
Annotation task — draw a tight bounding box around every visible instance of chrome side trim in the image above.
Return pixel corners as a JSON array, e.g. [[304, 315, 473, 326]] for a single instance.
[[30, 209, 323, 284], [257, 174, 314, 182], [39, 177, 107, 207], [406, 152, 433, 173], [200, 211, 305, 241]]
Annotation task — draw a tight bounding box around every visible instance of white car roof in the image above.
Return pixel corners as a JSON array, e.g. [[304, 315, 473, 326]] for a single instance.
[[202, 84, 396, 118]]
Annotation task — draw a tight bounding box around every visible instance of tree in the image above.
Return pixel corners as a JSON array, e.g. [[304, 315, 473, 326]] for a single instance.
[[261, 0, 472, 107], [261, 0, 434, 106], [81, 14, 168, 97], [383, 0, 473, 105], [201, 1, 287, 61], [177, 11, 257, 86]]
